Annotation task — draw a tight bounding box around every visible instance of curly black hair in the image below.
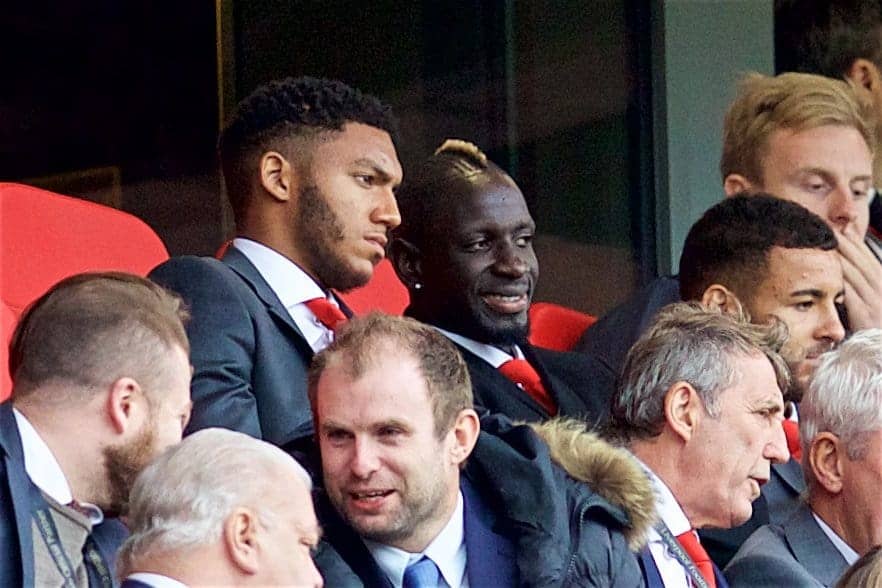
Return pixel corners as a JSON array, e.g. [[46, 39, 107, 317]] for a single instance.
[[679, 193, 837, 302], [219, 76, 398, 223]]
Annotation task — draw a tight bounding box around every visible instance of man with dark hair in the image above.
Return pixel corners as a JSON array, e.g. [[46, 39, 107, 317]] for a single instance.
[[611, 302, 791, 587], [0, 272, 193, 586], [309, 313, 653, 587], [389, 139, 614, 424], [150, 76, 403, 453]]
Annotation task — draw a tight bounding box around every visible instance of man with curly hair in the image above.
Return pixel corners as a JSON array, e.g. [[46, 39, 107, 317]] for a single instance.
[[151, 76, 403, 455]]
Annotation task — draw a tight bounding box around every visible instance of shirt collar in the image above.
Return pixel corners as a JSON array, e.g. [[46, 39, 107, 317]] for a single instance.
[[435, 328, 524, 368], [125, 573, 190, 588], [813, 512, 860, 565], [13, 408, 73, 504], [365, 491, 466, 588], [232, 237, 326, 308]]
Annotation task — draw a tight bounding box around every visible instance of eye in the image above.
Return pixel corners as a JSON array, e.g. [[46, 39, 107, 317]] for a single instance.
[[378, 425, 405, 440], [801, 177, 830, 195], [515, 233, 534, 247], [325, 429, 353, 443], [464, 238, 491, 253], [853, 186, 871, 199], [354, 174, 375, 187], [793, 300, 813, 311]]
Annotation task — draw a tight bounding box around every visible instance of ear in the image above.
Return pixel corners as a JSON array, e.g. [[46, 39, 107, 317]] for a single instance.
[[448, 408, 480, 466], [106, 377, 145, 436], [389, 237, 424, 289], [700, 284, 743, 315], [723, 173, 754, 197], [259, 151, 295, 203], [663, 381, 704, 443], [846, 58, 882, 93], [224, 507, 261, 575], [808, 432, 845, 495]]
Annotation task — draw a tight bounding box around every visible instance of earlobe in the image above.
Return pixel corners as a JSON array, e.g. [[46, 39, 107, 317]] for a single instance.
[[389, 238, 424, 290], [107, 377, 142, 435], [701, 284, 743, 315], [809, 433, 844, 494], [664, 382, 702, 443], [723, 174, 753, 197], [259, 151, 293, 203], [224, 508, 260, 575], [450, 409, 480, 465]]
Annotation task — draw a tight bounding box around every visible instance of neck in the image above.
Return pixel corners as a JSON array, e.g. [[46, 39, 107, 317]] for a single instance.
[[15, 400, 106, 506], [631, 436, 703, 528], [240, 217, 321, 286], [811, 495, 870, 556], [130, 546, 237, 586]]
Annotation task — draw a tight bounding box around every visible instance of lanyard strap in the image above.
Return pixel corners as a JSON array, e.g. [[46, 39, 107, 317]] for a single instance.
[[28, 483, 114, 588], [654, 521, 710, 588]]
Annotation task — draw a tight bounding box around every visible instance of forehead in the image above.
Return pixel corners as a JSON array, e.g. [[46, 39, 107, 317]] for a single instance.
[[445, 177, 532, 232], [311, 122, 402, 179], [755, 246, 842, 296], [720, 352, 783, 409], [761, 125, 872, 179], [315, 354, 433, 425]]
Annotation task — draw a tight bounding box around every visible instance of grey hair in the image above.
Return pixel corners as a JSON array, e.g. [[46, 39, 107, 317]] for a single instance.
[[116, 428, 312, 577], [801, 329, 882, 463], [610, 301, 790, 442]]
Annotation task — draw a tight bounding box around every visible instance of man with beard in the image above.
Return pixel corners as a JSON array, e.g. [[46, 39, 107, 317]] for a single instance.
[[308, 313, 652, 587], [674, 194, 846, 567], [389, 139, 614, 424], [150, 77, 402, 454], [0, 272, 193, 586]]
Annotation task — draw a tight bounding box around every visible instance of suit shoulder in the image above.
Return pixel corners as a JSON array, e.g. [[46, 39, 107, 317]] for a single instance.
[[150, 255, 232, 288], [724, 525, 808, 587]]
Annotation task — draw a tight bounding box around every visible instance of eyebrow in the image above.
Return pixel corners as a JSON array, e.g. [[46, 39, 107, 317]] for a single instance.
[[353, 158, 396, 183], [789, 288, 844, 299]]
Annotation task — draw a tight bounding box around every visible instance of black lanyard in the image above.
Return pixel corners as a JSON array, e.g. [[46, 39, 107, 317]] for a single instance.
[[29, 483, 114, 588], [654, 521, 710, 588]]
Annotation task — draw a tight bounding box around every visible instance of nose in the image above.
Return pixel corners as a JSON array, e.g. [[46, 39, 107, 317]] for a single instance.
[[349, 436, 381, 480], [372, 187, 401, 230], [827, 186, 858, 231], [817, 302, 846, 345], [492, 240, 528, 278], [765, 420, 791, 465]]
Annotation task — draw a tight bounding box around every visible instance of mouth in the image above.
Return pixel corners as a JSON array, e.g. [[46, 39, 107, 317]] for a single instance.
[[347, 489, 394, 511], [480, 292, 529, 314], [364, 234, 388, 258]]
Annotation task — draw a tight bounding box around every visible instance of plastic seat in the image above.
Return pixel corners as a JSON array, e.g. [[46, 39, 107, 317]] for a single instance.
[[528, 301, 597, 352]]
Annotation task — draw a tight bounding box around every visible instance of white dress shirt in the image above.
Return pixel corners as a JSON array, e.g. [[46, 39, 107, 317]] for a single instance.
[[813, 513, 859, 566], [13, 409, 103, 525], [365, 491, 469, 588], [436, 328, 525, 368], [125, 573, 189, 588], [640, 463, 695, 587], [233, 238, 341, 352]]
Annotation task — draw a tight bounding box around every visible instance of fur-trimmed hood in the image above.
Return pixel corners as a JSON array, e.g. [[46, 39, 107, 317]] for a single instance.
[[528, 418, 657, 550]]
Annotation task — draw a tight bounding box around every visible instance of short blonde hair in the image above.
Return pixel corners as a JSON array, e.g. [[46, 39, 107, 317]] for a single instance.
[[720, 72, 875, 184]]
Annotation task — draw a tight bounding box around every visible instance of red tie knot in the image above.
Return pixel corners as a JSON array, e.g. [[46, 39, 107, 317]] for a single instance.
[[305, 298, 347, 331], [498, 358, 557, 415]]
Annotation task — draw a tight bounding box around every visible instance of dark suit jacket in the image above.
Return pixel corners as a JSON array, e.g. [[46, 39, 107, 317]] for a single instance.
[[150, 247, 351, 453], [317, 477, 517, 587], [456, 341, 615, 426], [639, 548, 729, 588], [724, 502, 849, 587], [0, 401, 128, 586]]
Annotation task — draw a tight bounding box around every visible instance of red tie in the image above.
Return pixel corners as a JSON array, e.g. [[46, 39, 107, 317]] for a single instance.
[[782, 420, 801, 461], [676, 530, 716, 588], [305, 298, 347, 331], [498, 359, 558, 415]]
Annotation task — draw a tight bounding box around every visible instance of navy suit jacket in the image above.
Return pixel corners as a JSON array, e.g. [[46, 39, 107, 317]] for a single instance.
[[455, 341, 615, 427], [639, 548, 729, 588], [0, 401, 128, 586], [150, 247, 351, 454], [319, 478, 517, 587]]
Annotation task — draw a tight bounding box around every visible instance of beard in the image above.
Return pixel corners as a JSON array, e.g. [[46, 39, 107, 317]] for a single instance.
[[102, 420, 158, 517], [297, 184, 375, 291]]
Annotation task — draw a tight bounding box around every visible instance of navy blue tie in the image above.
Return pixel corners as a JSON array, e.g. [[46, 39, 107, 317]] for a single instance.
[[403, 556, 440, 588]]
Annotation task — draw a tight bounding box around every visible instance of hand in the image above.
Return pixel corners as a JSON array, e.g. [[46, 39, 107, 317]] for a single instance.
[[837, 225, 882, 330]]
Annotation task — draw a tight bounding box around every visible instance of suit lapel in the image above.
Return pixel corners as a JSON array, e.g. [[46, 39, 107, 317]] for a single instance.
[[0, 403, 35, 586], [462, 478, 517, 587], [456, 344, 549, 419], [784, 504, 848, 586], [521, 344, 586, 416]]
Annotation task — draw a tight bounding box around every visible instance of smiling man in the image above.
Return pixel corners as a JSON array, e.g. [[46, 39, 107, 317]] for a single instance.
[[308, 313, 651, 587], [150, 77, 402, 454], [390, 139, 614, 424], [610, 302, 791, 588]]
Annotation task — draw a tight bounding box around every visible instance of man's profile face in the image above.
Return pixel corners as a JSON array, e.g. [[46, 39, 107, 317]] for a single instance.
[[293, 122, 403, 291], [418, 175, 539, 345], [756, 124, 873, 236], [744, 247, 845, 401], [316, 352, 461, 552], [687, 352, 788, 528]]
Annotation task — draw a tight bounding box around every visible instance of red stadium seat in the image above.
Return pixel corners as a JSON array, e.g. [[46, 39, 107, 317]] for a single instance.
[[337, 258, 409, 315], [528, 301, 597, 352], [1, 182, 170, 398], [1, 301, 16, 400]]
